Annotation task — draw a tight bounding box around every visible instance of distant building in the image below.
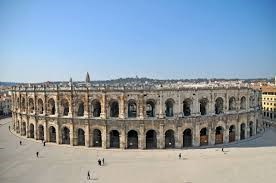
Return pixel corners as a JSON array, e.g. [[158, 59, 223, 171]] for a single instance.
[[261, 86, 276, 126], [0, 93, 12, 117]]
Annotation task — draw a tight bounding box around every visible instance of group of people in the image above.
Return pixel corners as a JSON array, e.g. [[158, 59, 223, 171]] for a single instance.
[[87, 158, 105, 180], [98, 158, 104, 166]]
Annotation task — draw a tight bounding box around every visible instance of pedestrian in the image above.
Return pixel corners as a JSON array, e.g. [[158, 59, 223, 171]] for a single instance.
[[36, 152, 39, 158], [87, 170, 90, 180], [20, 141, 22, 145], [102, 158, 104, 165], [43, 141, 46, 146], [222, 146, 224, 152], [9, 126, 10, 131], [98, 159, 101, 166], [178, 153, 181, 159]]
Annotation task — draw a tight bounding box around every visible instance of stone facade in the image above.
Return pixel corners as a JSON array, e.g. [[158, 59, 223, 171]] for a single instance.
[[11, 84, 262, 149]]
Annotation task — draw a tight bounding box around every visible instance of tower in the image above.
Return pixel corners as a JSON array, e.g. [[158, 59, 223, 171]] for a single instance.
[[85, 72, 91, 83]]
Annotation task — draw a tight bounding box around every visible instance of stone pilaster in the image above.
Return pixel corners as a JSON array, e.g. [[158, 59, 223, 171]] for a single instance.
[[100, 93, 106, 119], [119, 94, 125, 119], [139, 94, 144, 119], [85, 122, 90, 147], [159, 123, 165, 148], [139, 123, 145, 149]]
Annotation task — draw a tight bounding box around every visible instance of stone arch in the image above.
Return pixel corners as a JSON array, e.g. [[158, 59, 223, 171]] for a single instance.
[[165, 98, 174, 117], [77, 100, 84, 116], [215, 97, 224, 114], [165, 129, 175, 148], [109, 130, 120, 148], [183, 98, 192, 116], [91, 99, 101, 117], [110, 100, 119, 118], [16, 97, 20, 109], [229, 97, 236, 111], [37, 98, 44, 114], [60, 98, 69, 116], [16, 120, 20, 133], [146, 99, 155, 117], [127, 130, 138, 149], [92, 129, 102, 147], [146, 129, 157, 149], [229, 125, 235, 142], [199, 98, 208, 115], [77, 128, 85, 146], [249, 121, 254, 137], [249, 96, 254, 108], [28, 98, 34, 113], [240, 96, 246, 110], [49, 126, 56, 142], [200, 127, 208, 146], [29, 123, 34, 138], [61, 126, 70, 144], [38, 124, 44, 140], [215, 126, 224, 144], [183, 128, 192, 147], [22, 121, 26, 136], [240, 123, 246, 140], [48, 98, 55, 115], [128, 99, 137, 118], [21, 98, 26, 112]]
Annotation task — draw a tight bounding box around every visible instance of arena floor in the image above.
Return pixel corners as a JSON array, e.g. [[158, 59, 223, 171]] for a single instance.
[[1, 118, 276, 183]]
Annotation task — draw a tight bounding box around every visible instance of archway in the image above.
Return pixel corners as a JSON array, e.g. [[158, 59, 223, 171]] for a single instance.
[[60, 98, 69, 116], [49, 126, 56, 142], [200, 128, 208, 146], [77, 101, 84, 116], [62, 127, 70, 144], [249, 121, 253, 137], [110, 101, 119, 117], [92, 129, 102, 147], [22, 122, 26, 136], [77, 128, 85, 146], [183, 99, 192, 116], [229, 97, 236, 111], [165, 99, 174, 117], [240, 123, 246, 140], [127, 130, 138, 149], [28, 98, 34, 113], [146, 100, 155, 117], [215, 97, 224, 114], [110, 130, 120, 148], [30, 123, 34, 138], [37, 98, 44, 114], [91, 100, 101, 117], [146, 130, 157, 149], [240, 97, 246, 110], [16, 121, 20, 133], [229, 125, 235, 142], [215, 126, 223, 144], [128, 100, 137, 118], [165, 130, 175, 148], [183, 128, 192, 147], [38, 125, 44, 140], [48, 98, 55, 115]]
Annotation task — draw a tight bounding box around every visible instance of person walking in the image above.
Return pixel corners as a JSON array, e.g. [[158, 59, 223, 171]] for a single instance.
[[222, 146, 224, 152], [102, 158, 104, 166], [98, 159, 101, 166], [87, 170, 90, 180], [20, 141, 22, 145], [36, 152, 39, 158], [178, 153, 182, 159], [43, 141, 46, 146]]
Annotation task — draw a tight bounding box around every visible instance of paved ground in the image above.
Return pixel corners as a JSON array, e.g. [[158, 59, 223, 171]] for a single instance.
[[1, 118, 276, 183]]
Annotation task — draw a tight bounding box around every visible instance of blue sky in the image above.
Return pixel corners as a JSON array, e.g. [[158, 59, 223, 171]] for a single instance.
[[0, 0, 275, 82]]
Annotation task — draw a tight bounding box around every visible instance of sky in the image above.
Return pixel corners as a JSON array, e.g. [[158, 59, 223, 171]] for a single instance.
[[0, 0, 275, 82]]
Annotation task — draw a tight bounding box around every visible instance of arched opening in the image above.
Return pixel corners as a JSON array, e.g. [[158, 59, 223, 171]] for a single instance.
[[16, 121, 20, 133], [249, 121, 253, 137], [146, 100, 155, 117], [146, 130, 157, 149], [77, 128, 85, 146], [22, 122, 26, 136], [38, 125, 44, 140], [199, 98, 208, 115], [240, 96, 246, 110], [37, 98, 44, 114], [228, 97, 236, 111], [91, 100, 101, 117], [77, 101, 84, 116], [16, 98, 20, 109], [61, 127, 70, 144], [60, 98, 69, 116], [183, 128, 192, 147], [109, 130, 120, 148], [48, 98, 55, 115], [249, 96, 254, 108], [215, 97, 224, 114], [49, 126, 56, 142], [165, 130, 175, 148], [215, 126, 223, 144], [21, 98, 26, 112], [110, 101, 119, 118], [229, 125, 236, 142], [128, 100, 137, 118], [200, 128, 208, 146], [29, 98, 34, 113], [240, 123, 246, 140], [30, 123, 34, 138], [127, 130, 138, 149], [165, 99, 174, 117], [92, 129, 102, 147], [183, 99, 192, 116]]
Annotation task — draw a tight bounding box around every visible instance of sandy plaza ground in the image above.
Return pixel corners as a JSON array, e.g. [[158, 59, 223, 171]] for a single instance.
[[0, 118, 276, 183]]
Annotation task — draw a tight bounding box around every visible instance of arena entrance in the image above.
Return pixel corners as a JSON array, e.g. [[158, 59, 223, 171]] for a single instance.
[[30, 124, 34, 138], [146, 130, 157, 149], [49, 126, 56, 142], [77, 129, 85, 146], [38, 125, 44, 140], [183, 129, 192, 147], [200, 128, 208, 146], [92, 129, 102, 147], [165, 130, 175, 148], [110, 130, 120, 148], [61, 127, 70, 144], [229, 125, 235, 142], [127, 130, 138, 149], [240, 123, 245, 140], [215, 126, 223, 144]]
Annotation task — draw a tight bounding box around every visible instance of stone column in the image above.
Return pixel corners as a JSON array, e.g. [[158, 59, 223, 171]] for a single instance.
[[34, 118, 38, 140], [100, 93, 107, 119], [178, 93, 183, 117], [158, 92, 164, 118], [192, 124, 200, 147], [102, 126, 107, 149], [120, 129, 126, 149], [209, 128, 215, 145], [84, 91, 89, 118], [175, 126, 182, 148], [68, 88, 73, 117], [224, 125, 229, 143], [193, 93, 200, 116], [139, 124, 145, 149], [159, 123, 165, 149], [85, 122, 90, 147], [236, 121, 240, 141], [209, 92, 215, 115], [70, 123, 74, 146], [57, 123, 61, 144], [119, 94, 125, 119], [44, 120, 48, 142], [224, 93, 228, 113], [139, 94, 144, 119]]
